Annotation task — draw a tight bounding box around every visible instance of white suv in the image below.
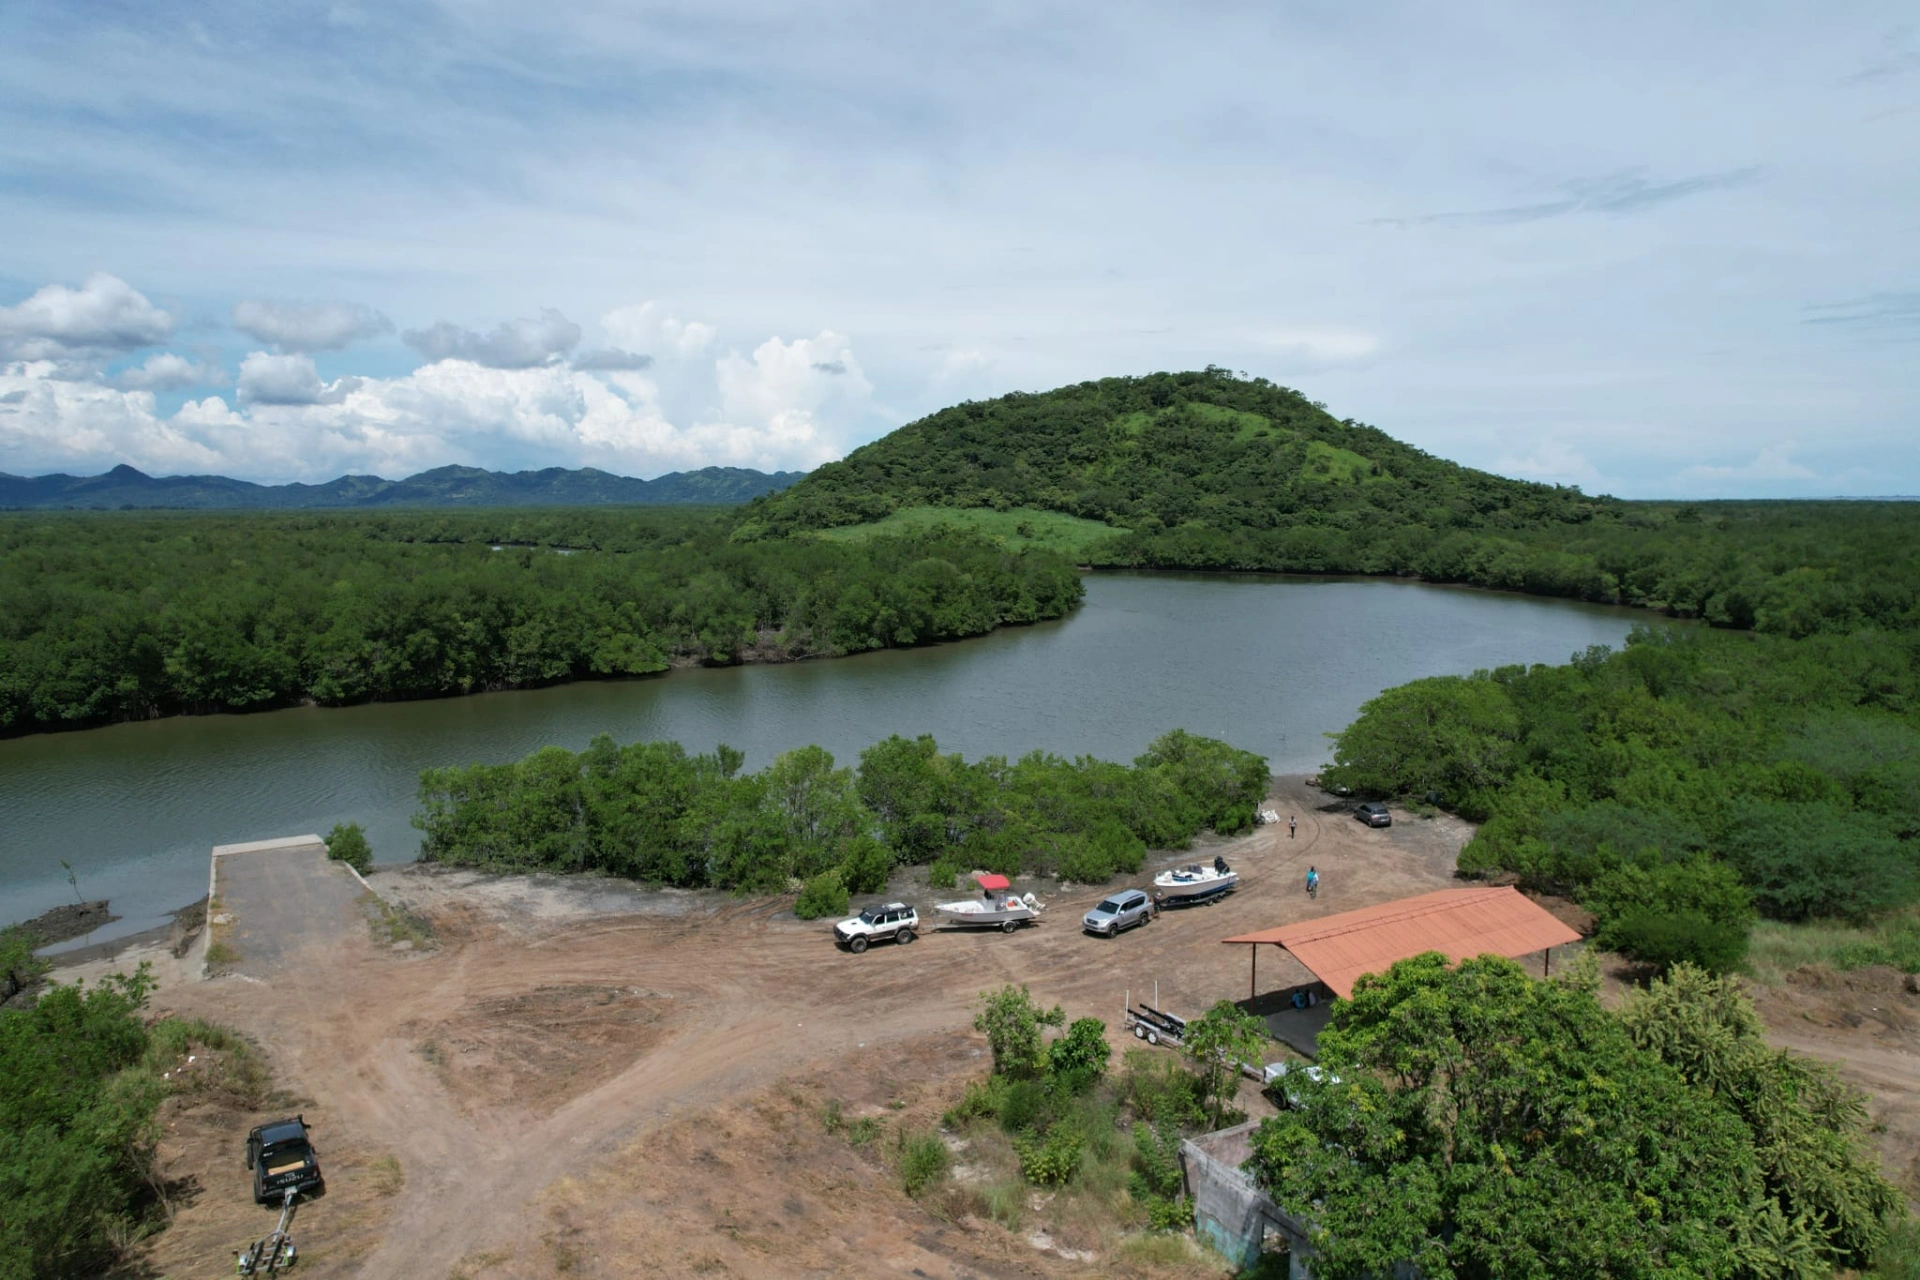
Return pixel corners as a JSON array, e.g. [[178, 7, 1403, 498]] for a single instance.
[[833, 902, 919, 953]]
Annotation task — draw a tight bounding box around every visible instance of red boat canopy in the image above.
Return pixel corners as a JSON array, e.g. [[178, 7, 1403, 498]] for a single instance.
[[973, 872, 1011, 891]]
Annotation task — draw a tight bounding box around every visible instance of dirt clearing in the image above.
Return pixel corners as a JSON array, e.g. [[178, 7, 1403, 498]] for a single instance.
[[69, 777, 1919, 1276]]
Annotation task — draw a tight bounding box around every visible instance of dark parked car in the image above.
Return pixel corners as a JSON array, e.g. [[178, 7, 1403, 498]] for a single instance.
[[1354, 802, 1392, 828], [246, 1115, 324, 1205]]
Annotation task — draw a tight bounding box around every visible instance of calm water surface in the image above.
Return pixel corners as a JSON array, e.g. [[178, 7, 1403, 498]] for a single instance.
[[0, 573, 1646, 944]]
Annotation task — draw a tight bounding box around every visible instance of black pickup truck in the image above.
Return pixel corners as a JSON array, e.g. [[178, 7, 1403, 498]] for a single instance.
[[245, 1115, 324, 1205]]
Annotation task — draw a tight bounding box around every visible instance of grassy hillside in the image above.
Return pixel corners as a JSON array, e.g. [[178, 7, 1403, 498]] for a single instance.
[[745, 369, 1920, 638], [813, 506, 1123, 559]]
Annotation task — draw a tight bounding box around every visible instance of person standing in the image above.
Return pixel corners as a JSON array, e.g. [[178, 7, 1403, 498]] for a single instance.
[[1306, 866, 1319, 898], [1288, 814, 1297, 839]]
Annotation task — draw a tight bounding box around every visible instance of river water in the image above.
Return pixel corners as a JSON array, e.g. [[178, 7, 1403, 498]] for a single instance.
[[0, 572, 1646, 946]]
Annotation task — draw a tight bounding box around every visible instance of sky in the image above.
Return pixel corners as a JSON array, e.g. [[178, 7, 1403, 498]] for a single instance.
[[0, 3, 1914, 497]]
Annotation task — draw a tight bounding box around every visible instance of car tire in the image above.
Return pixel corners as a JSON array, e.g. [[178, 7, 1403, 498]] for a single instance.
[[897, 927, 915, 944], [849, 936, 868, 954], [1134, 1024, 1147, 1039], [1001, 919, 1017, 934], [1145, 1029, 1160, 1045]]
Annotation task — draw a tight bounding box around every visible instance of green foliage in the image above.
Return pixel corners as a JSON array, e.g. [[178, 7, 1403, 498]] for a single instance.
[[1618, 964, 1902, 1271], [1045, 1017, 1112, 1095], [973, 984, 1065, 1081], [1183, 999, 1267, 1128], [1247, 952, 1902, 1280], [895, 1129, 950, 1198], [323, 821, 373, 874], [1604, 910, 1751, 975], [1118, 1049, 1207, 1129], [1321, 675, 1520, 819], [0, 967, 160, 1280], [0, 927, 47, 1004], [415, 728, 1264, 893], [1588, 853, 1754, 973], [756, 369, 1920, 642], [792, 870, 849, 920], [1338, 624, 1920, 939], [0, 509, 1083, 732], [1012, 1124, 1084, 1186], [1128, 1117, 1194, 1229]]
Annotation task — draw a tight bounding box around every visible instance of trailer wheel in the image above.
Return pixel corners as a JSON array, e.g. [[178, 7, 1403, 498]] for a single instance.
[[1134, 1024, 1147, 1040], [849, 936, 869, 954], [1146, 1029, 1160, 1046], [897, 927, 915, 944], [1001, 919, 1017, 934]]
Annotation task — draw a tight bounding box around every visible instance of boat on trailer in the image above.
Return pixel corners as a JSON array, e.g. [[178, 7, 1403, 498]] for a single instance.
[[1153, 855, 1238, 906], [934, 872, 1045, 933]]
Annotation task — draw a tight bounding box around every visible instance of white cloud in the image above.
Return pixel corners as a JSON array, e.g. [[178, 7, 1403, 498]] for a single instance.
[[0, 274, 173, 361], [113, 352, 227, 391], [1492, 440, 1605, 488], [713, 332, 872, 468], [237, 352, 326, 405], [232, 299, 392, 352], [1254, 327, 1382, 363], [1679, 444, 1817, 483], [402, 309, 581, 369], [602, 302, 717, 359]]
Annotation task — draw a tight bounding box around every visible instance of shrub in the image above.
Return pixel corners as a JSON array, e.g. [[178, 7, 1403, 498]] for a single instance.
[[896, 1130, 950, 1198], [324, 821, 373, 874], [943, 1075, 1006, 1126], [793, 870, 849, 920], [1013, 1124, 1083, 1185], [1046, 1017, 1111, 1094], [974, 984, 1064, 1081], [1605, 909, 1750, 975], [1119, 1049, 1206, 1128], [838, 835, 894, 895]]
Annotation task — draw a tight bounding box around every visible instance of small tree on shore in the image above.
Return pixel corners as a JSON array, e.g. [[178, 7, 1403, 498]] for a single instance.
[[324, 822, 373, 874]]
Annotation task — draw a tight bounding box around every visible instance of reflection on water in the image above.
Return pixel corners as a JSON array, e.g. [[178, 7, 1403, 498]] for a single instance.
[[0, 572, 1648, 941]]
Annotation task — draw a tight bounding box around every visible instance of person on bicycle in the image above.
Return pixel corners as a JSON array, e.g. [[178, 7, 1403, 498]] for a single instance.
[[1306, 866, 1320, 898]]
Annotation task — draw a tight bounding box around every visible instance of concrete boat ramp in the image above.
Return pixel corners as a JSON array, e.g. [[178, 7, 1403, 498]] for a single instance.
[[201, 836, 371, 981]]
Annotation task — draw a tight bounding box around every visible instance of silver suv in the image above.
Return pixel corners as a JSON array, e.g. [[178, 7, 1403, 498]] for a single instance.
[[1082, 889, 1152, 937]]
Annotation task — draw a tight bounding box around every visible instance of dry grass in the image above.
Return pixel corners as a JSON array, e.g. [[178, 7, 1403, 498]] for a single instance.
[[1747, 910, 1920, 985], [364, 1154, 405, 1196]]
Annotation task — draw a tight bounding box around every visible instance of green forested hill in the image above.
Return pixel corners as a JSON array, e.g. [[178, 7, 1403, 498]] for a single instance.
[[749, 367, 1601, 539], [747, 369, 1920, 638]]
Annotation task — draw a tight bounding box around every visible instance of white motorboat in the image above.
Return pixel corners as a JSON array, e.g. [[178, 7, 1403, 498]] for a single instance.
[[935, 872, 1044, 933], [1153, 856, 1238, 905]]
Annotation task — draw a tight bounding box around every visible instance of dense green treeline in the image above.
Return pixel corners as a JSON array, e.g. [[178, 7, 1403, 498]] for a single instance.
[[1323, 623, 1920, 971], [413, 728, 1268, 907], [751, 369, 1920, 639], [0, 508, 1081, 733]]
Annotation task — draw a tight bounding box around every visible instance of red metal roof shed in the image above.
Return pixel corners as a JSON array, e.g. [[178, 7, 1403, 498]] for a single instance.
[[1223, 886, 1582, 1000]]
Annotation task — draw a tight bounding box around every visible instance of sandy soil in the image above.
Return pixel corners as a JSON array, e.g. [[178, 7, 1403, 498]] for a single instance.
[[64, 778, 1918, 1277]]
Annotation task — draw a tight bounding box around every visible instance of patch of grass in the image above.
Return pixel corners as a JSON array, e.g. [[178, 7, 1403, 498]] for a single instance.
[[147, 1016, 273, 1107], [846, 1116, 882, 1146], [419, 1040, 445, 1068], [446, 1245, 515, 1279], [814, 505, 1125, 559], [1747, 909, 1920, 984], [1185, 401, 1274, 441], [896, 1129, 950, 1198], [820, 1098, 845, 1132], [1304, 439, 1381, 483], [1869, 1215, 1920, 1279], [364, 1154, 405, 1196], [1116, 1230, 1204, 1266], [981, 1175, 1027, 1230], [364, 892, 436, 951], [203, 940, 239, 966]]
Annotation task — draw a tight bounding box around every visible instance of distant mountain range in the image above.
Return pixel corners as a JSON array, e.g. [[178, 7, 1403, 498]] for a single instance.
[[0, 463, 807, 510]]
